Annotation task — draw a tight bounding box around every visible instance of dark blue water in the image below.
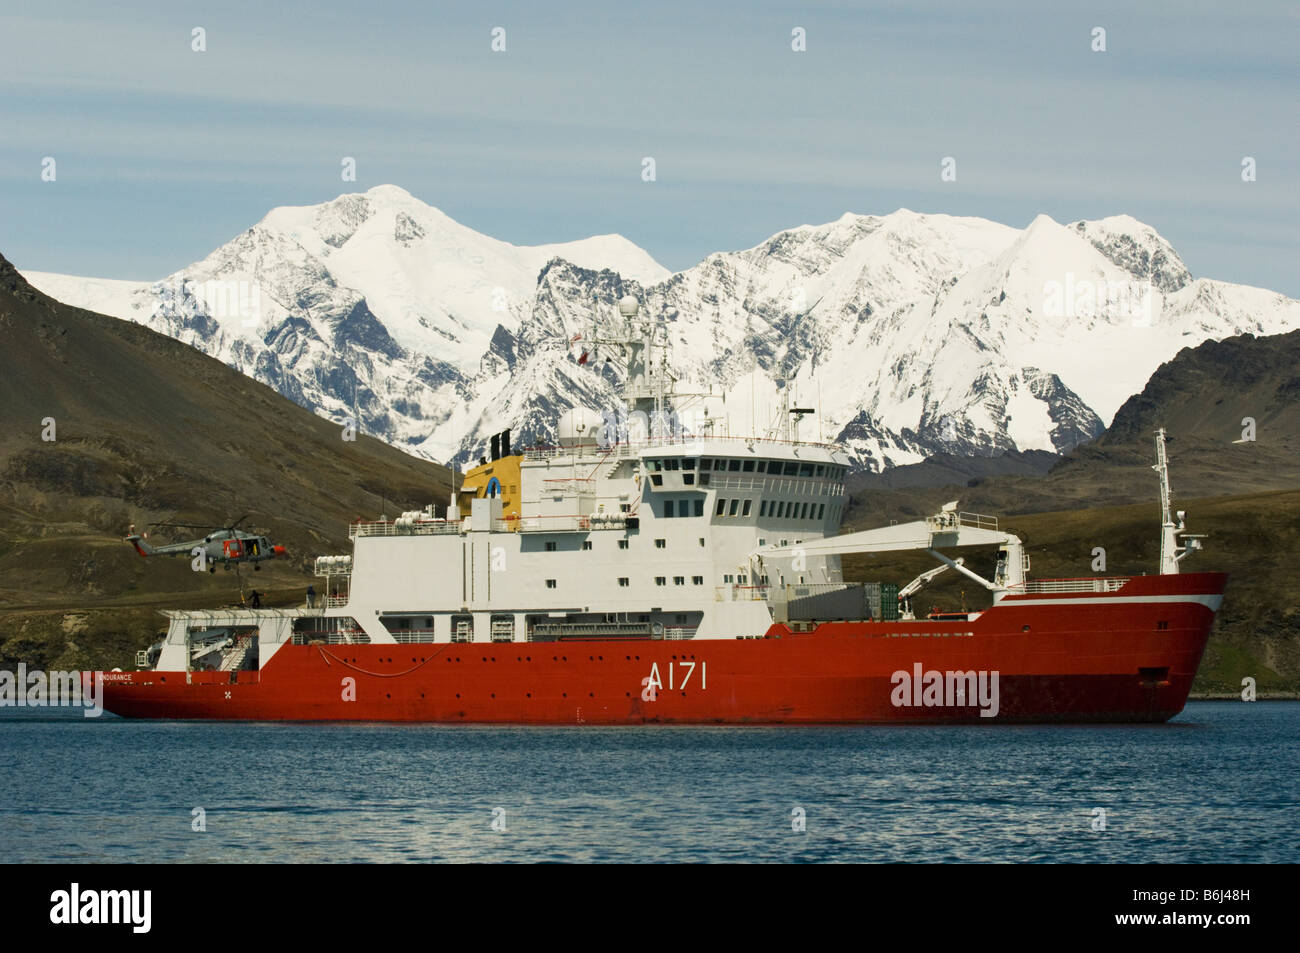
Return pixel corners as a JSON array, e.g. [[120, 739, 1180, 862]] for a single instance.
[[1, 702, 1295, 862]]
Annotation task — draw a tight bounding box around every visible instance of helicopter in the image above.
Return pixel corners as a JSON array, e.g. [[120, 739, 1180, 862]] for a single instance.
[[125, 517, 286, 572]]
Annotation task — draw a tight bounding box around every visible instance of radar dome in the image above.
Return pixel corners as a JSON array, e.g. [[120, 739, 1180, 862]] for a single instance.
[[558, 407, 605, 447], [618, 295, 639, 317]]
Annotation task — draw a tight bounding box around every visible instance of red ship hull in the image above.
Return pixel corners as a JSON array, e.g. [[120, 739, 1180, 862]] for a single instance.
[[95, 572, 1227, 724]]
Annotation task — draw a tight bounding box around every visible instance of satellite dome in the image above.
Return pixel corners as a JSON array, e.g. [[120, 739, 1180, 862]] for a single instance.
[[618, 295, 639, 317], [558, 407, 604, 446]]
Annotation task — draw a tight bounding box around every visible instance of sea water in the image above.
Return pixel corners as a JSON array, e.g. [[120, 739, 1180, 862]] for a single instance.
[[1, 701, 1294, 863]]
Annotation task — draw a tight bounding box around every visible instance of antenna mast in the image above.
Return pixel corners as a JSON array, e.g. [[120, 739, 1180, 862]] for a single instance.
[[1154, 428, 1177, 574], [1153, 428, 1205, 574]]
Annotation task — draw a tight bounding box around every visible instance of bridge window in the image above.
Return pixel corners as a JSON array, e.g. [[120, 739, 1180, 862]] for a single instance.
[[815, 465, 824, 477], [728, 460, 741, 472], [683, 473, 695, 485], [664, 458, 680, 471], [693, 576, 704, 585], [742, 499, 752, 517], [817, 503, 825, 519], [716, 498, 727, 516], [783, 462, 799, 476], [694, 499, 704, 517], [760, 500, 767, 517], [743, 460, 754, 472], [647, 459, 661, 472], [650, 474, 662, 487], [800, 463, 814, 477], [655, 576, 666, 586], [664, 500, 674, 518], [757, 461, 767, 473], [682, 458, 696, 469], [674, 576, 685, 586], [728, 499, 739, 516], [545, 541, 557, 551]]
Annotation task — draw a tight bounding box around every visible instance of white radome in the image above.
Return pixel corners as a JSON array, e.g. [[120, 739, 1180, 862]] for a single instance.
[[558, 407, 605, 446]]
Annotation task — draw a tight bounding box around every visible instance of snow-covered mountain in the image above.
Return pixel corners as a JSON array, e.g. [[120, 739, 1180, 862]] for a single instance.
[[25, 187, 1300, 471]]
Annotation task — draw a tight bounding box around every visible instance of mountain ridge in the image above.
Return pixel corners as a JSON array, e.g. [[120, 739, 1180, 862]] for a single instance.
[[23, 188, 1300, 471]]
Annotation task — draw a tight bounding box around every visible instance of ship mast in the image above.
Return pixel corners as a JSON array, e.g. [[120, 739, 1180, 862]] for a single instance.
[[1154, 427, 1175, 574], [575, 294, 721, 439], [578, 295, 675, 419], [1153, 427, 1205, 575]]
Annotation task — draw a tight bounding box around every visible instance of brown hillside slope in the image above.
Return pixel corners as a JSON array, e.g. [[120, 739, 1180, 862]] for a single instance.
[[0, 252, 452, 670]]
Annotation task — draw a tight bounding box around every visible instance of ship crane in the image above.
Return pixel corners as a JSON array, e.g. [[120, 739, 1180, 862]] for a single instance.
[[754, 501, 1028, 599], [897, 558, 964, 620]]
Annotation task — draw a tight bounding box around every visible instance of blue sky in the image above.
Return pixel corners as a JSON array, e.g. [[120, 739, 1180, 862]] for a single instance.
[[2, 0, 1297, 294]]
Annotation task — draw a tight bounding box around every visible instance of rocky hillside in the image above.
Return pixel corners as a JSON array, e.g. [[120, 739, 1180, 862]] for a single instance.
[[0, 252, 451, 671]]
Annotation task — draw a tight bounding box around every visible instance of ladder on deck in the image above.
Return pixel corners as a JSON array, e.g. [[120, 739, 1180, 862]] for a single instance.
[[219, 637, 252, 672]]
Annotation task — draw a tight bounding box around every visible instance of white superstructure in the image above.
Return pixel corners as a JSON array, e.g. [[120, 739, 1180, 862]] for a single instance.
[[318, 295, 854, 646]]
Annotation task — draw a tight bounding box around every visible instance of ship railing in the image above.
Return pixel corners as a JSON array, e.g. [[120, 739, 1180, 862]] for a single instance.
[[291, 630, 368, 645], [324, 595, 350, 608], [778, 582, 855, 599], [957, 511, 999, 530], [516, 515, 629, 533], [707, 475, 766, 491], [705, 473, 844, 493], [522, 433, 842, 462], [928, 510, 999, 532], [1014, 576, 1132, 594], [349, 519, 462, 539]]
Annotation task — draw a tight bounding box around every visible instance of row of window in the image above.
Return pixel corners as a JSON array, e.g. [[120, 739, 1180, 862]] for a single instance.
[[714, 497, 831, 521], [552, 575, 760, 589], [549, 537, 706, 552], [662, 498, 706, 518], [646, 457, 846, 479], [648, 471, 706, 487]]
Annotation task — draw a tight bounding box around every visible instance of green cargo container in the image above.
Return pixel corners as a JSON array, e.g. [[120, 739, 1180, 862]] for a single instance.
[[879, 582, 900, 621]]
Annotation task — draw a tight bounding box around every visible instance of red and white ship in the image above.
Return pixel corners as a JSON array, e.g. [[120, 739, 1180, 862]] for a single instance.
[[96, 296, 1225, 723]]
